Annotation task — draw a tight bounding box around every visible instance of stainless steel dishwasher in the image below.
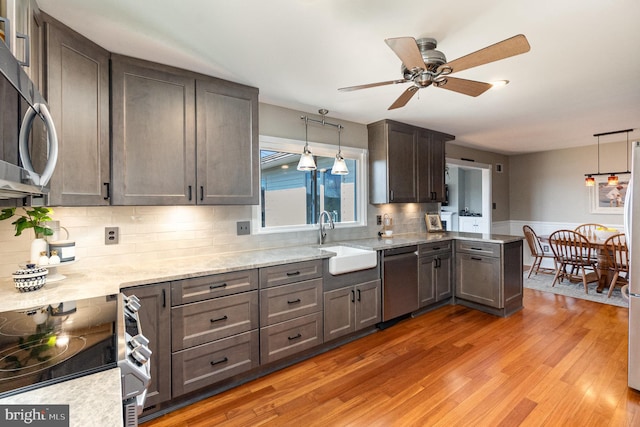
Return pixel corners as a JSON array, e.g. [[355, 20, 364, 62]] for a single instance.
[[382, 245, 419, 321]]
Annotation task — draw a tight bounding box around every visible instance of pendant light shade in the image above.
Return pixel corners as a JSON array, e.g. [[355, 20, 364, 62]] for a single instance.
[[607, 174, 619, 186], [585, 175, 596, 186], [297, 117, 316, 171], [332, 154, 349, 175], [331, 125, 349, 175]]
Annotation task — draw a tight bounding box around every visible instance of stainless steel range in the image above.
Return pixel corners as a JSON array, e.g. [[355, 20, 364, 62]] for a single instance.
[[0, 293, 151, 426]]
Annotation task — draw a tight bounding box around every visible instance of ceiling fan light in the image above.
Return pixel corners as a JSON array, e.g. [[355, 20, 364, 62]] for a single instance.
[[331, 153, 349, 175], [297, 145, 316, 171], [608, 174, 619, 186], [585, 176, 596, 187], [490, 80, 509, 89]]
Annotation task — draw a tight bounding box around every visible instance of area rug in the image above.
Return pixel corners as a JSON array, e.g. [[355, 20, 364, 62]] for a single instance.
[[523, 271, 628, 308]]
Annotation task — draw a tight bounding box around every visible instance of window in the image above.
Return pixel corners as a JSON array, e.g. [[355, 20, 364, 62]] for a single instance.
[[256, 135, 368, 233]]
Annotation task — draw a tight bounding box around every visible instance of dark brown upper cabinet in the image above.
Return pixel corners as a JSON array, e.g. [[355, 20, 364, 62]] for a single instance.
[[110, 55, 259, 206], [368, 119, 454, 204], [44, 15, 110, 206]]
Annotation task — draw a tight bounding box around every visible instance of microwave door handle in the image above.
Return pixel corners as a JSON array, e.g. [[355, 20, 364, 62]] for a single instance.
[[38, 104, 58, 186], [18, 103, 58, 186]]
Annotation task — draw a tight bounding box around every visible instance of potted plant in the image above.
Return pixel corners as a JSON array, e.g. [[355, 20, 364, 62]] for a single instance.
[[0, 207, 54, 264]]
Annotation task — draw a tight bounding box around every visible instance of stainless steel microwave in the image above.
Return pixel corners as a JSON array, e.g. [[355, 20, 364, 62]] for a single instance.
[[0, 37, 57, 200]]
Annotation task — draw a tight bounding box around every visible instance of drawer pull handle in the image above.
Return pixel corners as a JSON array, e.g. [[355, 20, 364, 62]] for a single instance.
[[286, 271, 301, 277], [209, 283, 228, 290], [210, 357, 228, 366], [210, 315, 228, 323], [288, 333, 302, 341], [432, 247, 441, 251], [470, 247, 484, 251], [471, 257, 483, 261], [287, 298, 301, 304]]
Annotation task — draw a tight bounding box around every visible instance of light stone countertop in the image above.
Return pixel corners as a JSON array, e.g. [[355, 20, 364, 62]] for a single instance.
[[0, 230, 523, 423], [0, 232, 523, 312], [0, 368, 122, 427]]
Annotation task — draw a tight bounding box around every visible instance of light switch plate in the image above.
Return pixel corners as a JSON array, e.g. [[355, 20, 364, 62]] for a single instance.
[[237, 221, 250, 236]]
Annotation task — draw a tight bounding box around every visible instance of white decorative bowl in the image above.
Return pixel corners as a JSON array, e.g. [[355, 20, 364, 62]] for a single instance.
[[12, 265, 48, 292]]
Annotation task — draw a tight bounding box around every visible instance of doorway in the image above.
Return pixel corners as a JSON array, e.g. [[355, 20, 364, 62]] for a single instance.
[[443, 158, 492, 233]]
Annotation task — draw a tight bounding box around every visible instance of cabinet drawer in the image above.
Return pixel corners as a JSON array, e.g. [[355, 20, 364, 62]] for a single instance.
[[171, 270, 258, 305], [260, 312, 323, 364], [172, 330, 259, 397], [418, 240, 452, 256], [259, 260, 323, 288], [172, 291, 258, 351], [455, 240, 500, 258], [260, 278, 323, 326]]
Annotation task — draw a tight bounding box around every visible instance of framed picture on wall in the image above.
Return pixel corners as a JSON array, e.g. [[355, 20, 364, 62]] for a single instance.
[[589, 174, 629, 214], [425, 213, 443, 232]]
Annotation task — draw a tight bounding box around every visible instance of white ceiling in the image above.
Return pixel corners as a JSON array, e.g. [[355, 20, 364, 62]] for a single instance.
[[37, 0, 640, 155]]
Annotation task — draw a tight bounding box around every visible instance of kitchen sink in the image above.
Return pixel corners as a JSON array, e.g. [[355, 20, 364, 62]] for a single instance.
[[321, 245, 377, 275]]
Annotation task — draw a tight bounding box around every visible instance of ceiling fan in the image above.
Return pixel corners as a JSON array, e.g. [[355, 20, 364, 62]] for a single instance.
[[338, 34, 531, 110]]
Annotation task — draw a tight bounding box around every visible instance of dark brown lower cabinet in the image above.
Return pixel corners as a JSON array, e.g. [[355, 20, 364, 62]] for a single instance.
[[122, 283, 172, 410], [323, 279, 381, 342]]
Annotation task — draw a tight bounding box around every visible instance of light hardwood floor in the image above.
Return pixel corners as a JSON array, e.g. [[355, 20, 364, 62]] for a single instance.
[[142, 288, 640, 426]]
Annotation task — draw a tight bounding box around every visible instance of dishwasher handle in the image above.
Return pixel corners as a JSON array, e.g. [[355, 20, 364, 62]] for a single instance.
[[383, 245, 418, 257]]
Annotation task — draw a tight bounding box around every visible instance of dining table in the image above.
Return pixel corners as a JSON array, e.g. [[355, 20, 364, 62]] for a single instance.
[[538, 232, 615, 293]]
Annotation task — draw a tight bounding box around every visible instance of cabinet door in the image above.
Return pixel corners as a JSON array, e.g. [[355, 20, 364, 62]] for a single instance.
[[455, 253, 501, 308], [323, 286, 355, 342], [458, 217, 474, 232], [122, 283, 172, 409], [196, 78, 258, 205], [418, 255, 436, 307], [428, 133, 447, 202], [355, 279, 380, 330], [111, 55, 196, 205], [45, 17, 110, 205], [435, 252, 452, 301], [387, 122, 416, 203]]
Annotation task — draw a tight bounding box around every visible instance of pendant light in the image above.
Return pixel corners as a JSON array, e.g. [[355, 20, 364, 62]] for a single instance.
[[331, 124, 349, 175], [297, 117, 316, 171], [584, 129, 633, 186]]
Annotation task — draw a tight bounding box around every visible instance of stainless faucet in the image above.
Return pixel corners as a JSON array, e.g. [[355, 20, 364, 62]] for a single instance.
[[318, 210, 335, 245]]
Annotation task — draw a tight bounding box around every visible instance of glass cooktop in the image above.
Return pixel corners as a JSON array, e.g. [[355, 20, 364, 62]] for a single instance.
[[0, 294, 118, 398]]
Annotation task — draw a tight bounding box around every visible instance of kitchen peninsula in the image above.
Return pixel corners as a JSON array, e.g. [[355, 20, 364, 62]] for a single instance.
[[0, 232, 523, 424]]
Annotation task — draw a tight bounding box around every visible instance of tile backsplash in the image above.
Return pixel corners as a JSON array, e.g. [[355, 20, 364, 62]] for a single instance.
[[0, 203, 438, 277]]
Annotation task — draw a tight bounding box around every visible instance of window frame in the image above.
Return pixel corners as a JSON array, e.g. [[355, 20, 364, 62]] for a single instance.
[[253, 135, 369, 234]]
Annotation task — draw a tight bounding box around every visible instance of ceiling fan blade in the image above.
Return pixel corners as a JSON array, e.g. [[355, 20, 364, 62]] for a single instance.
[[440, 34, 530, 74], [338, 79, 407, 92], [385, 37, 426, 71], [388, 86, 420, 110], [437, 77, 492, 97]]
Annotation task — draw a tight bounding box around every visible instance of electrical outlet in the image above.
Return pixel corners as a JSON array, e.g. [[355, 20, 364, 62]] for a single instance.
[[237, 221, 250, 236], [543, 245, 550, 252], [377, 215, 382, 225], [105, 227, 119, 245]]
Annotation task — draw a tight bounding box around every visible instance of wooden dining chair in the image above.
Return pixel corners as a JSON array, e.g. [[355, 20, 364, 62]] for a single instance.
[[548, 229, 600, 293], [575, 223, 606, 238], [603, 233, 629, 298], [522, 225, 556, 278]]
